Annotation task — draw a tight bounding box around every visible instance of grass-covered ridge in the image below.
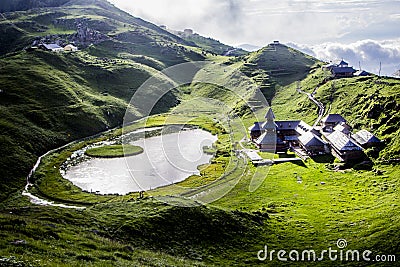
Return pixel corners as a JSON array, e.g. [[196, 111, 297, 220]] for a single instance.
[[0, 0, 205, 64], [237, 43, 321, 102], [0, 0, 70, 12], [0, 197, 268, 266], [314, 76, 400, 160], [85, 144, 143, 158]]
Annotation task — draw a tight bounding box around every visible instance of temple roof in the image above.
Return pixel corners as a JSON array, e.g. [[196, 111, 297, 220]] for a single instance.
[[326, 131, 362, 151]]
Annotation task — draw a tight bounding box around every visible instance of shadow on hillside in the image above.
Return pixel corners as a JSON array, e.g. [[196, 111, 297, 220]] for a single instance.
[[312, 155, 335, 164], [274, 160, 308, 168], [277, 152, 297, 158], [291, 161, 308, 168]]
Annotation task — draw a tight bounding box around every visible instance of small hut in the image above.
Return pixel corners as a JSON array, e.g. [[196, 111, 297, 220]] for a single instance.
[[39, 43, 63, 52], [64, 44, 78, 52]]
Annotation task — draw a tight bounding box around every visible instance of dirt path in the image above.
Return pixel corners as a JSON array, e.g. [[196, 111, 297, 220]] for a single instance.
[[296, 84, 325, 126], [22, 117, 151, 209]]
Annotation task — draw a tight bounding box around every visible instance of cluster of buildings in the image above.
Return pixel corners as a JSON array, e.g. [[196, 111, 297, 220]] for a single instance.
[[249, 108, 382, 162], [29, 43, 79, 53], [323, 60, 370, 78]]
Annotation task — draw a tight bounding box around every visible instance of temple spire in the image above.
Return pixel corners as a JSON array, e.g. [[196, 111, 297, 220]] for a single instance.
[[262, 107, 277, 132], [265, 107, 275, 121]]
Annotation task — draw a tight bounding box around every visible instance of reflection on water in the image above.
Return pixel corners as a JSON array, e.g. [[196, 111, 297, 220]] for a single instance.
[[63, 129, 217, 195]]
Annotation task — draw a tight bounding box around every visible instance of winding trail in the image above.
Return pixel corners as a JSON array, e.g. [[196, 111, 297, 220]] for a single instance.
[[21, 117, 151, 209], [296, 85, 325, 126], [22, 133, 110, 210]]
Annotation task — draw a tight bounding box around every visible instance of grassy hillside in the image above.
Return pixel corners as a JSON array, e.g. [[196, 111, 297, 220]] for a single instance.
[[0, 0, 204, 62], [0, 0, 210, 200], [0, 0, 70, 12], [237, 43, 320, 102], [0, 48, 181, 201], [314, 76, 400, 160], [0, 196, 269, 266]]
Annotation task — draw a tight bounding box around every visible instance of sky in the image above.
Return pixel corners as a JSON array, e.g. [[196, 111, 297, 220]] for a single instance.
[[108, 0, 400, 76]]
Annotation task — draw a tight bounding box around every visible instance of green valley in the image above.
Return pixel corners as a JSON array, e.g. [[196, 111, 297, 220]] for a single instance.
[[0, 0, 399, 266]]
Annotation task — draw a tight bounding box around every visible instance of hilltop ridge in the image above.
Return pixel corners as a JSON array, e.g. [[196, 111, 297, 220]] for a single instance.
[[238, 42, 320, 101]]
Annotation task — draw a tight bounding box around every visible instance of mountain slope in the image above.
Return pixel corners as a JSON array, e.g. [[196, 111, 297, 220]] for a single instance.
[[0, 0, 204, 65], [237, 42, 320, 102], [0, 49, 175, 200], [315, 76, 400, 160], [0, 0, 202, 200]]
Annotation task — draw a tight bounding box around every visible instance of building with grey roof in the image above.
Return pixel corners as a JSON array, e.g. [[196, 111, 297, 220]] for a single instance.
[[39, 43, 63, 52], [298, 132, 328, 155], [323, 59, 356, 78], [325, 131, 364, 161], [321, 114, 347, 132], [352, 130, 382, 148]]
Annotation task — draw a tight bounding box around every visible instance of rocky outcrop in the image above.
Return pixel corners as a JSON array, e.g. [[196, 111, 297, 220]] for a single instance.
[[70, 21, 110, 45], [31, 18, 110, 48], [54, 17, 115, 33]]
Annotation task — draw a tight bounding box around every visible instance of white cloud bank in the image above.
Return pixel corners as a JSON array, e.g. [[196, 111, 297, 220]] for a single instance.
[[108, 0, 400, 45], [288, 39, 400, 76]]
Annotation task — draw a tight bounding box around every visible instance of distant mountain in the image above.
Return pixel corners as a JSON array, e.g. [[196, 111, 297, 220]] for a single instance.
[[0, 0, 201, 62], [237, 44, 261, 52]]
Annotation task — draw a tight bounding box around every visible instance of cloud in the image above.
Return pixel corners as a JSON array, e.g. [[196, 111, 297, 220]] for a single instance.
[[108, 0, 246, 41], [288, 39, 400, 76], [109, 0, 400, 46]]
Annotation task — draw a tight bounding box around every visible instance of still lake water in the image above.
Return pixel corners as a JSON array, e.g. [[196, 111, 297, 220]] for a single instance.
[[63, 128, 217, 195]]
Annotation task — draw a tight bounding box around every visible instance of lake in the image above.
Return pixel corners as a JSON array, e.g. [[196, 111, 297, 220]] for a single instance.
[[62, 128, 217, 195]]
